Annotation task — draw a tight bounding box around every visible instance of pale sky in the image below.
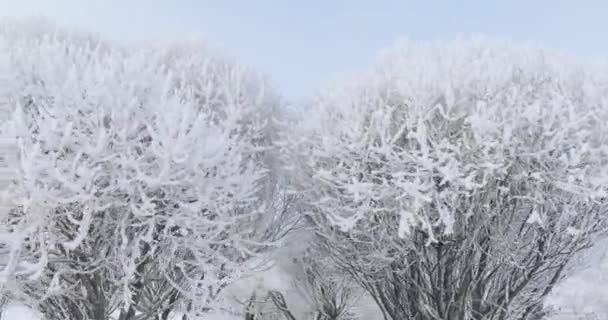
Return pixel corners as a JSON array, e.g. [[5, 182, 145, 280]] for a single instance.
[[1, 0, 606, 100]]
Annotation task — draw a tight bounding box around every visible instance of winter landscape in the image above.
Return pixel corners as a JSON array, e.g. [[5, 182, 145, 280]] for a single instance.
[[1, 1, 608, 320]]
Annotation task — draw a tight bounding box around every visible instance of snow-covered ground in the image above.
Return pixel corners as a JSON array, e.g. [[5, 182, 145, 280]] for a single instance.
[[2, 304, 41, 320], [548, 249, 608, 319]]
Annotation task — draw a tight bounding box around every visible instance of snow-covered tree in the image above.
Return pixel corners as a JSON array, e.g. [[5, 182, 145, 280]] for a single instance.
[[0, 19, 289, 320], [289, 247, 360, 320], [289, 39, 608, 320]]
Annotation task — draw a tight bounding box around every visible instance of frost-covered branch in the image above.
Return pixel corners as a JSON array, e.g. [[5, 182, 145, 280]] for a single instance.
[[290, 39, 608, 320], [0, 19, 289, 320]]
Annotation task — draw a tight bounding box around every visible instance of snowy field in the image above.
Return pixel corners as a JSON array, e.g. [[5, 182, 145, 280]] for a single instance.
[[3, 304, 41, 320]]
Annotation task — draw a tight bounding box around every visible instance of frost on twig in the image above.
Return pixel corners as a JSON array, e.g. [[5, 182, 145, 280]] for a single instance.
[[290, 39, 608, 320], [0, 19, 290, 320]]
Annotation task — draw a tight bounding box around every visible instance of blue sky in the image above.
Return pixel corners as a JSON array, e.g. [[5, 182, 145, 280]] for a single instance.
[[1, 0, 606, 101]]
